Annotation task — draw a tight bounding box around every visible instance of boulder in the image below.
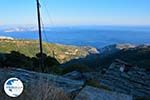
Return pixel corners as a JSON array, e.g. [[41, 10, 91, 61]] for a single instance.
[[74, 86, 133, 100]]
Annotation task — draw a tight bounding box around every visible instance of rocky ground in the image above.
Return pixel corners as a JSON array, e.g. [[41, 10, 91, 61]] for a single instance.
[[0, 68, 132, 100], [74, 86, 132, 100], [100, 61, 150, 100], [63, 59, 150, 100], [0, 58, 149, 100]]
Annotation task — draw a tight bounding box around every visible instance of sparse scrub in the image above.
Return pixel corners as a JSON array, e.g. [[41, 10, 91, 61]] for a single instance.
[[25, 78, 70, 100], [0, 77, 70, 100]]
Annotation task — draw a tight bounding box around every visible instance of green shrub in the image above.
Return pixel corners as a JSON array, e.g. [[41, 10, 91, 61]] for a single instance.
[[62, 63, 90, 74], [0, 51, 61, 75], [86, 79, 111, 91]]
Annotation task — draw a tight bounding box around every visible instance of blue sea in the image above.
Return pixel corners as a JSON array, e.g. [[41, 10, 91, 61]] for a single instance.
[[1, 26, 150, 48]]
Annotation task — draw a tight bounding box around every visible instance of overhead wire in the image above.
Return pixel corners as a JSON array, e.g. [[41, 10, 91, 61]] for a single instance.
[[38, 0, 57, 58], [40, 17, 56, 58], [41, 0, 56, 27]]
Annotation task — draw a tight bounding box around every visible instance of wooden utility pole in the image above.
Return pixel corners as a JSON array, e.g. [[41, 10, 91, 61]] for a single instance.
[[36, 0, 44, 71]]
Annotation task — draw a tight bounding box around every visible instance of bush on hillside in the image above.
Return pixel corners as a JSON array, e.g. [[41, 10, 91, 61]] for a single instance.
[[62, 63, 90, 74], [0, 53, 6, 67], [86, 79, 111, 91], [0, 51, 61, 74]]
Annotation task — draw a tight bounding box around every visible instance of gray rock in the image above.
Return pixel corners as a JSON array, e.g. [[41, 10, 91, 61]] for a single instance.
[[100, 61, 150, 98], [0, 68, 84, 98], [99, 44, 136, 58], [83, 46, 100, 54], [74, 86, 133, 100]]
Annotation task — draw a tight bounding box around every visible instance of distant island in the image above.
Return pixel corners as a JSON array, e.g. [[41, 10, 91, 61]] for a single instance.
[[0, 36, 14, 40]]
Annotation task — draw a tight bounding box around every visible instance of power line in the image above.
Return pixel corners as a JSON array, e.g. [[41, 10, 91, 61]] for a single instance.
[[41, 0, 56, 27], [41, 18, 56, 58], [39, 0, 57, 58]]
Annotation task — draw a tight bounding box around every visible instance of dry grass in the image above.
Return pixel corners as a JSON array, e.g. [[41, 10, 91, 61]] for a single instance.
[[25, 77, 70, 100]]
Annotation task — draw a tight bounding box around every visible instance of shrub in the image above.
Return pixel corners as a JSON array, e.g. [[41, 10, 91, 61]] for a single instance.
[[0, 53, 6, 67], [86, 79, 111, 91], [0, 51, 61, 74], [62, 63, 90, 74]]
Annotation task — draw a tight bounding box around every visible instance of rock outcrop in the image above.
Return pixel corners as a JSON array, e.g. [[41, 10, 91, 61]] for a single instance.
[[99, 44, 136, 57], [83, 46, 100, 54], [0, 68, 84, 99], [74, 86, 133, 100], [100, 61, 150, 99], [0, 67, 139, 100]]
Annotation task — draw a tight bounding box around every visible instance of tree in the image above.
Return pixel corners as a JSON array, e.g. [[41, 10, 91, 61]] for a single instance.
[[0, 53, 6, 67]]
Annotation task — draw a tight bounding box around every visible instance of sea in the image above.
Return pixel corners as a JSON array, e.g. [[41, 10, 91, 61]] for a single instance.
[[0, 26, 150, 48]]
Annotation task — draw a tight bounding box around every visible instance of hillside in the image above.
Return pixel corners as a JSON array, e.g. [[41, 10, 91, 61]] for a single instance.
[[62, 44, 150, 73], [0, 39, 149, 99], [0, 39, 98, 63], [0, 39, 150, 73], [98, 44, 150, 70]]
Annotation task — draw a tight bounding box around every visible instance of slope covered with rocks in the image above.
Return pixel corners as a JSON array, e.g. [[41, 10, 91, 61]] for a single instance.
[[0, 68, 133, 100]]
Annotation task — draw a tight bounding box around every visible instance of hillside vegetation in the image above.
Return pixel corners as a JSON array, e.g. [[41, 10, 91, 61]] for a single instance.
[[0, 39, 91, 63], [0, 39, 150, 74]]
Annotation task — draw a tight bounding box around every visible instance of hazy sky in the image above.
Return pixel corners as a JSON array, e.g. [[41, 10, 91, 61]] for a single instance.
[[0, 0, 150, 26]]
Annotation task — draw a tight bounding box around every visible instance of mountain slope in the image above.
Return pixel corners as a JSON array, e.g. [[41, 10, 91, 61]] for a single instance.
[[0, 39, 98, 63], [98, 44, 150, 70]]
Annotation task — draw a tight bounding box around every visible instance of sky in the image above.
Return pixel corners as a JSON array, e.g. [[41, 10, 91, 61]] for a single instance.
[[0, 0, 150, 26]]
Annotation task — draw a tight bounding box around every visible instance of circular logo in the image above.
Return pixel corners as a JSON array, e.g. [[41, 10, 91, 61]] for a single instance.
[[4, 78, 24, 97]]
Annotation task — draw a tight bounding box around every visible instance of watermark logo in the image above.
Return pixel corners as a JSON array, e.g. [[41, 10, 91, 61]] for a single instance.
[[4, 78, 24, 97]]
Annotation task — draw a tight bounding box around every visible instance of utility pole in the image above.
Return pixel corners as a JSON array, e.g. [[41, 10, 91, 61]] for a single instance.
[[36, 0, 44, 71]]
